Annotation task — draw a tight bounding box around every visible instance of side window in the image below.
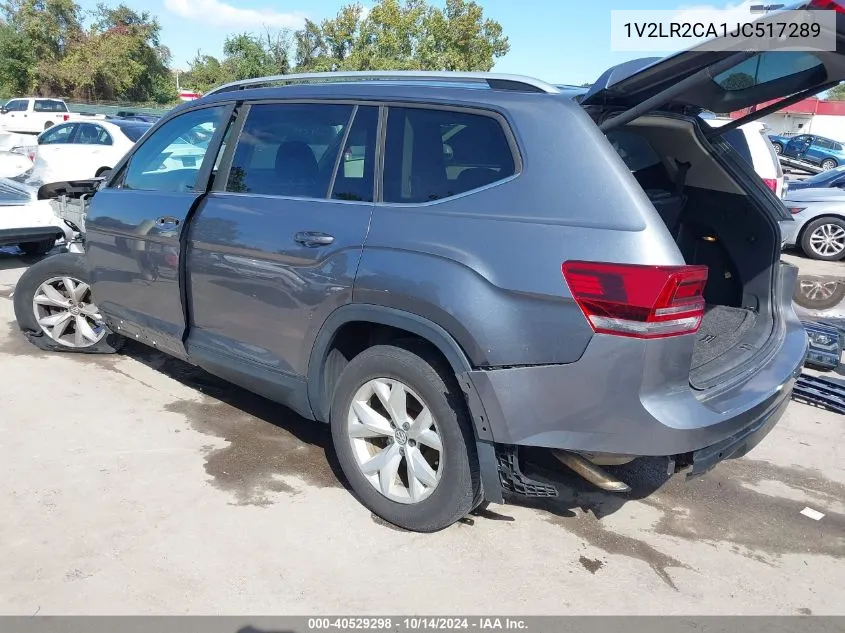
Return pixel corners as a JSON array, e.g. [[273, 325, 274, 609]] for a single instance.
[[331, 106, 378, 202], [34, 99, 67, 113], [76, 123, 112, 145], [39, 123, 77, 144], [5, 100, 25, 112], [226, 102, 353, 198], [382, 107, 516, 203], [606, 130, 662, 171], [813, 138, 834, 150], [121, 106, 226, 193]]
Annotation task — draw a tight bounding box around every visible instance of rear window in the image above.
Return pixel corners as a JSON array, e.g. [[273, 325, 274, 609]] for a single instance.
[[722, 129, 753, 165], [713, 51, 823, 92], [119, 125, 149, 142], [606, 130, 661, 172], [33, 99, 67, 113]]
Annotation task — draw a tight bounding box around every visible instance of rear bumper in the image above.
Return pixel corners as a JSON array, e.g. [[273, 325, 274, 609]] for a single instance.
[[466, 272, 808, 460], [0, 226, 63, 247]]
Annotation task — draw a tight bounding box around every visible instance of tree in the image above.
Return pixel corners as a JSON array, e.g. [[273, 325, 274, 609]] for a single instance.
[[0, 22, 35, 96], [827, 83, 845, 101], [293, 0, 509, 73], [183, 52, 228, 95], [719, 72, 755, 91]]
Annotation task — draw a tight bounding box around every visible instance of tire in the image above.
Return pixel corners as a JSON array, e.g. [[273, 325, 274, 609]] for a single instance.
[[13, 252, 124, 354], [330, 342, 480, 532], [43, 121, 53, 130], [800, 217, 845, 261], [18, 239, 55, 256], [793, 276, 845, 310], [95, 166, 111, 177], [822, 158, 838, 171], [772, 142, 783, 155]]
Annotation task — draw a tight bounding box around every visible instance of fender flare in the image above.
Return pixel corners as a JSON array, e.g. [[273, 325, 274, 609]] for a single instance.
[[307, 303, 478, 421]]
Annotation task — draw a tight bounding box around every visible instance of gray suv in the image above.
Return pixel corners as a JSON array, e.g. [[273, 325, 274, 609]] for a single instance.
[[18, 20, 844, 530]]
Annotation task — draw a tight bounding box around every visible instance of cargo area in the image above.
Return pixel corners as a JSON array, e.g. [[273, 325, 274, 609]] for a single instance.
[[603, 114, 781, 390]]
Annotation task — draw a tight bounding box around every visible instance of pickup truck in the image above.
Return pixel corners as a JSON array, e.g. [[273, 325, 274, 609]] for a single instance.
[[0, 98, 104, 135]]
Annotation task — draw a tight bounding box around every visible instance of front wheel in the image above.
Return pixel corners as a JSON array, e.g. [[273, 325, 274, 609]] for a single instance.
[[772, 142, 783, 155], [822, 158, 838, 171], [801, 217, 845, 261], [330, 342, 480, 532], [13, 253, 124, 353]]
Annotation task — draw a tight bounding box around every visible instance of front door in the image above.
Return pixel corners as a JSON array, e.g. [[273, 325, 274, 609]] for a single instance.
[[784, 134, 813, 160], [84, 103, 234, 358], [185, 101, 379, 379]]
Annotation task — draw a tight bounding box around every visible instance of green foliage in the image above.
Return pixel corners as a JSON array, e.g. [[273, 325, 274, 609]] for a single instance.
[[292, 0, 509, 73], [826, 83, 845, 101], [0, 0, 510, 102]]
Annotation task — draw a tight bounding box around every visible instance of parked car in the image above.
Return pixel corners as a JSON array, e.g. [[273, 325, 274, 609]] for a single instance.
[[768, 132, 845, 171], [707, 119, 784, 197], [0, 98, 105, 135], [781, 186, 845, 260], [25, 119, 152, 185], [784, 164, 845, 193], [0, 178, 66, 255], [15, 45, 819, 530]]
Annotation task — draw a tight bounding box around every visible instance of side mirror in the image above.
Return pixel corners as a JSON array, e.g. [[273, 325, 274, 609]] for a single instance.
[[0, 107, 8, 115]]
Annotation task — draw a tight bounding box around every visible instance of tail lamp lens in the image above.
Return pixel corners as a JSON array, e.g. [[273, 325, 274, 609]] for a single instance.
[[562, 261, 709, 339]]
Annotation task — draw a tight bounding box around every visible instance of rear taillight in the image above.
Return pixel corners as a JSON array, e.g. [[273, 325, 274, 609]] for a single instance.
[[63, 114, 69, 121], [762, 178, 778, 193], [788, 206, 805, 215], [562, 261, 708, 339]]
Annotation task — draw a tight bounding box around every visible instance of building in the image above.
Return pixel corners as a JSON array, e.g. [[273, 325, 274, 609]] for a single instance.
[[730, 97, 845, 141]]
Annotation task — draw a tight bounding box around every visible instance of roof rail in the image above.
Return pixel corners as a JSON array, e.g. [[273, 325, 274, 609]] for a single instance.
[[204, 71, 561, 96]]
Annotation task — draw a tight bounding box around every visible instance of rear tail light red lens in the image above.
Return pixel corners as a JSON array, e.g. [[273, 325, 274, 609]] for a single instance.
[[562, 261, 708, 339], [811, 0, 845, 12], [762, 178, 778, 193], [63, 114, 69, 121]]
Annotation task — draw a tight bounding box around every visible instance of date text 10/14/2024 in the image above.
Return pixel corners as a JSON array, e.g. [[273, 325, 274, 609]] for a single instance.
[[307, 617, 528, 630]]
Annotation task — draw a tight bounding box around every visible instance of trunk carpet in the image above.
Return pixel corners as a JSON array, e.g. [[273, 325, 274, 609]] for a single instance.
[[691, 305, 758, 372]]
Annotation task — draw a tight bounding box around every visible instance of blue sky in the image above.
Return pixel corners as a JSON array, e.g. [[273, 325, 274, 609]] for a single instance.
[[74, 0, 741, 86]]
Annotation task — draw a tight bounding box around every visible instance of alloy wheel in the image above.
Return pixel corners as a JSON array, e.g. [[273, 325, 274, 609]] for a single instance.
[[809, 223, 845, 258], [346, 378, 443, 504], [799, 278, 840, 302], [32, 276, 105, 348]]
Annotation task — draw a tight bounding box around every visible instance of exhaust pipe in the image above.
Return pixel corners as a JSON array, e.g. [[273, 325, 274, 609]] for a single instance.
[[553, 450, 632, 493]]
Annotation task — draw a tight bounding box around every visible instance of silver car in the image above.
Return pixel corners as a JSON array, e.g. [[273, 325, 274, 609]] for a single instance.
[[781, 187, 845, 261]]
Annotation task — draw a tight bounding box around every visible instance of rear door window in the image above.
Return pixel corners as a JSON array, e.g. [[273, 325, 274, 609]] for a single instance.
[[75, 123, 112, 145], [382, 107, 516, 203], [226, 102, 353, 198], [33, 99, 68, 113], [330, 106, 379, 202]]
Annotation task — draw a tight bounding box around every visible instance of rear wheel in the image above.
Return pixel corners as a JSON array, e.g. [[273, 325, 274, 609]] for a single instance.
[[95, 166, 111, 177], [822, 158, 838, 171], [43, 121, 53, 131], [801, 217, 845, 261], [330, 343, 479, 532], [13, 253, 123, 353], [793, 276, 845, 310]]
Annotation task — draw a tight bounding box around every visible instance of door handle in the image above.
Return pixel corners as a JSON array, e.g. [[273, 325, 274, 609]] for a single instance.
[[156, 216, 181, 227], [294, 231, 335, 247]]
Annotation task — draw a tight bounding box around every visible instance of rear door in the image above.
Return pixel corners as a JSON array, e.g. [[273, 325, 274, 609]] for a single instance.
[[185, 101, 379, 379], [84, 103, 234, 359]]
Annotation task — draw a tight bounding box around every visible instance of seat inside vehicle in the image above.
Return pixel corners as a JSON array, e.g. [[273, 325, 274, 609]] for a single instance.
[[605, 115, 780, 390]]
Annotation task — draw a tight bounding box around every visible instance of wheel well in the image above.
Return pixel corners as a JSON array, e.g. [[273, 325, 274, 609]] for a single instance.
[[319, 321, 453, 422], [797, 214, 845, 246]]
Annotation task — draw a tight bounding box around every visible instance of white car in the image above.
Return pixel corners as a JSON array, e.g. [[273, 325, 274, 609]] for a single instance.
[[705, 119, 785, 198], [0, 98, 104, 134], [27, 119, 151, 185], [0, 178, 67, 256]]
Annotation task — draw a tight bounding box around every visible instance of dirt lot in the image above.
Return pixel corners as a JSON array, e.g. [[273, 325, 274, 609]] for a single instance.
[[0, 250, 843, 615]]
